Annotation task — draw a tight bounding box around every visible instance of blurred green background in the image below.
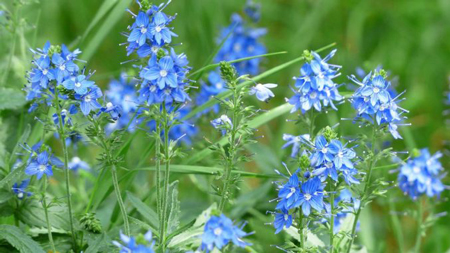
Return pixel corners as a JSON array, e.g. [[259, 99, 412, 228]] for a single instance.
[[1, 0, 450, 252]]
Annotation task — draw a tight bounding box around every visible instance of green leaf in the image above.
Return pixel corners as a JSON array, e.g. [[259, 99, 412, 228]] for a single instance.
[[167, 181, 180, 235], [129, 165, 281, 178], [17, 199, 71, 231], [0, 225, 45, 253], [82, 0, 133, 62], [127, 191, 159, 231], [230, 181, 272, 219], [183, 42, 335, 120], [8, 124, 31, 167], [129, 216, 159, 237], [185, 103, 293, 165], [85, 233, 112, 253], [80, 0, 118, 43], [0, 190, 13, 203], [0, 88, 26, 111]]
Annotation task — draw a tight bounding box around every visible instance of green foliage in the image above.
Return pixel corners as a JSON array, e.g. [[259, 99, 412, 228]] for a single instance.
[[80, 213, 103, 234], [0, 225, 45, 253]]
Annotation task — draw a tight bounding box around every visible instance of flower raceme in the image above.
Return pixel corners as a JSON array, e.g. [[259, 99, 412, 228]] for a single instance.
[[397, 148, 446, 199], [288, 50, 343, 114], [349, 70, 408, 139], [113, 230, 155, 253]]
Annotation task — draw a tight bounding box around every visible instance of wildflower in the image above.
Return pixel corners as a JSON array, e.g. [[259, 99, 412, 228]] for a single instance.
[[51, 53, 79, 83], [75, 86, 103, 115], [211, 115, 233, 135], [62, 74, 95, 95], [282, 134, 310, 158], [288, 50, 343, 113], [29, 57, 54, 88], [275, 172, 301, 210], [98, 102, 122, 121], [273, 208, 293, 234], [398, 148, 445, 199], [143, 56, 177, 89], [249, 83, 277, 102], [200, 214, 251, 252], [332, 189, 360, 234], [310, 135, 339, 167], [127, 12, 151, 46], [68, 157, 90, 172], [149, 11, 177, 45], [112, 230, 155, 253], [331, 140, 356, 169], [298, 177, 324, 216], [25, 151, 53, 180], [12, 179, 32, 199]]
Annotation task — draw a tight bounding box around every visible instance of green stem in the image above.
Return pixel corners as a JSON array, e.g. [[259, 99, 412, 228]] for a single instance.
[[413, 198, 424, 253], [160, 105, 171, 248], [111, 164, 130, 236], [388, 197, 405, 253], [329, 183, 335, 253], [155, 118, 162, 241], [42, 177, 56, 253], [55, 96, 77, 249], [298, 209, 305, 252], [346, 126, 377, 253]]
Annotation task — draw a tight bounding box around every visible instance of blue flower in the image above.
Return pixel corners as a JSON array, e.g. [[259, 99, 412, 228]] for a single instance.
[[211, 115, 233, 135], [349, 70, 408, 139], [98, 102, 122, 121], [331, 140, 356, 169], [195, 71, 227, 115], [149, 11, 177, 45], [68, 157, 90, 172], [127, 12, 151, 46], [143, 56, 177, 89], [29, 57, 54, 88], [298, 177, 324, 216], [273, 208, 293, 234], [288, 50, 343, 113], [51, 53, 79, 83], [12, 179, 32, 200], [112, 230, 155, 253], [75, 86, 103, 115], [332, 189, 360, 234], [275, 171, 301, 210], [63, 74, 95, 95], [25, 151, 53, 180], [398, 148, 446, 199], [282, 134, 310, 158], [249, 83, 277, 102], [310, 135, 339, 167], [244, 0, 262, 23], [201, 214, 251, 252]]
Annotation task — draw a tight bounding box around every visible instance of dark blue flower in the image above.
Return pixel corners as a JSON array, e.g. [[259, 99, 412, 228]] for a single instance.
[[273, 208, 293, 234], [201, 214, 251, 252], [149, 11, 177, 45], [275, 172, 301, 210], [29, 57, 54, 88], [127, 11, 151, 46], [98, 102, 122, 121], [310, 135, 339, 167], [51, 53, 79, 83], [12, 179, 32, 200], [297, 177, 324, 216], [143, 56, 177, 89]]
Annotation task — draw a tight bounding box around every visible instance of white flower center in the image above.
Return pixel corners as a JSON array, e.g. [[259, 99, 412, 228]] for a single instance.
[[39, 164, 46, 172], [106, 102, 113, 108], [286, 187, 296, 198], [234, 43, 241, 52], [216, 82, 223, 89], [413, 166, 421, 174], [155, 25, 162, 32], [284, 214, 289, 221], [42, 69, 48, 75], [364, 97, 370, 102], [141, 27, 147, 34], [310, 91, 317, 99], [373, 87, 380, 93], [60, 65, 66, 71], [318, 72, 324, 79], [214, 228, 222, 236], [85, 95, 92, 102], [322, 147, 328, 153], [160, 69, 168, 77], [338, 151, 343, 158], [326, 162, 333, 169], [150, 85, 157, 92], [18, 192, 24, 198], [151, 46, 159, 53], [304, 193, 312, 201], [164, 89, 171, 95], [75, 82, 82, 88], [72, 157, 81, 163]]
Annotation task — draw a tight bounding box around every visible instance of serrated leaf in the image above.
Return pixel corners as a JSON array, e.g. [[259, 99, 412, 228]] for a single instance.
[[0, 190, 13, 203], [0, 225, 45, 253], [85, 233, 112, 253], [17, 199, 71, 231], [0, 88, 26, 111], [127, 191, 159, 230]]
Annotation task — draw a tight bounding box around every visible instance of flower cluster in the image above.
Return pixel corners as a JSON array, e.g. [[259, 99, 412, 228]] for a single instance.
[[288, 50, 343, 114], [349, 70, 408, 139], [397, 148, 446, 199], [113, 230, 155, 253], [310, 135, 359, 185], [126, 0, 177, 57], [200, 214, 251, 252]]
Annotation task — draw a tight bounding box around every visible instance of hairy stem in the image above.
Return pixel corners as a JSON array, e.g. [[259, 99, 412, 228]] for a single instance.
[[55, 97, 76, 249], [111, 164, 130, 236], [42, 177, 56, 253], [298, 209, 305, 252], [413, 198, 424, 253], [160, 105, 172, 248], [330, 184, 335, 252], [155, 118, 162, 241]]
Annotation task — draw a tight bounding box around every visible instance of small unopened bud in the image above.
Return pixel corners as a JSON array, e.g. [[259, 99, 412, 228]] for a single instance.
[[219, 61, 237, 85]]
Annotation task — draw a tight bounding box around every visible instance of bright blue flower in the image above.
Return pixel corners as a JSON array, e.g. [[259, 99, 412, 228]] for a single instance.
[[75, 86, 103, 115], [29, 57, 54, 88], [149, 11, 177, 45], [349, 71, 408, 139], [127, 12, 151, 46], [331, 140, 356, 169], [273, 208, 293, 234], [63, 74, 95, 95], [143, 56, 177, 89], [398, 148, 446, 199], [201, 214, 251, 252], [98, 102, 122, 121], [113, 230, 154, 253], [244, 0, 262, 23], [297, 177, 324, 216], [332, 189, 360, 234], [12, 179, 32, 200], [310, 135, 339, 167], [51, 53, 79, 83], [275, 172, 301, 210], [25, 151, 53, 180], [249, 83, 277, 102], [68, 157, 90, 172], [288, 50, 343, 113], [282, 134, 310, 158]]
